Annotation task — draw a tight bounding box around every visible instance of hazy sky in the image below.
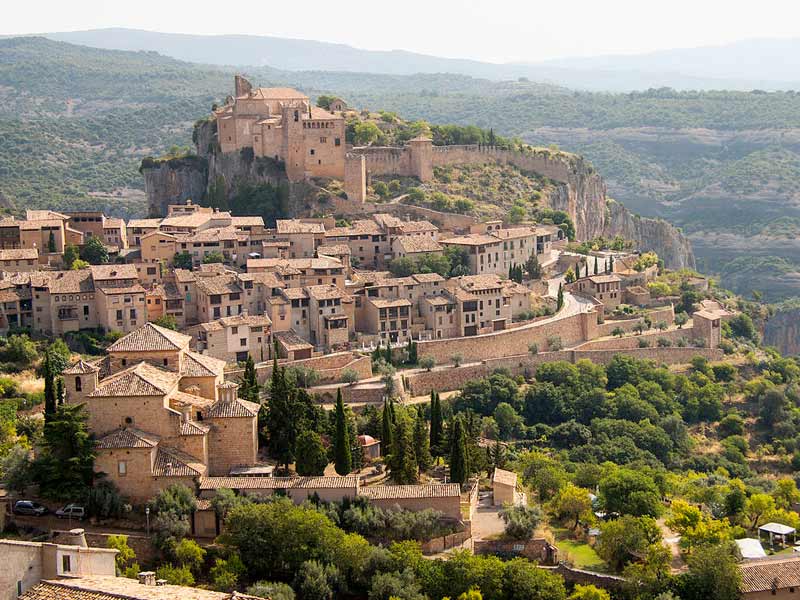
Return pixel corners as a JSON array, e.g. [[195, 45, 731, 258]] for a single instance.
[[4, 0, 800, 62]]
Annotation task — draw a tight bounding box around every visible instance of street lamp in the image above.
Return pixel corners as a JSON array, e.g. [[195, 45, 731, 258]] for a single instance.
[[145, 507, 150, 536]]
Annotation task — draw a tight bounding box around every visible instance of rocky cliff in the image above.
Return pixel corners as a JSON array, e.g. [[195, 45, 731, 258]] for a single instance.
[[140, 155, 208, 218], [544, 156, 694, 270], [764, 306, 800, 356]]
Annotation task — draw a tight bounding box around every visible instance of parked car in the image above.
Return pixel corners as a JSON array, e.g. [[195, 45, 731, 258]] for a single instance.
[[55, 504, 86, 520], [13, 500, 48, 516]]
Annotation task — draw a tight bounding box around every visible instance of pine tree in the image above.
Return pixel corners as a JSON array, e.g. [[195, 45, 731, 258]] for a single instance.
[[413, 408, 432, 472], [407, 340, 418, 365], [381, 399, 394, 455], [43, 352, 56, 422], [489, 440, 507, 470], [333, 388, 352, 476], [557, 283, 564, 311], [449, 416, 468, 485], [385, 344, 393, 366]]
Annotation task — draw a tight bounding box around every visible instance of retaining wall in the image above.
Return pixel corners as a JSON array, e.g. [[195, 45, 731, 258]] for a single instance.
[[576, 326, 695, 350], [225, 352, 372, 386], [406, 347, 722, 396]]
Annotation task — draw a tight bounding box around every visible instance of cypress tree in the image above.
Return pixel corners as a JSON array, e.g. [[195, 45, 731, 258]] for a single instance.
[[449, 416, 468, 485], [385, 343, 393, 366], [55, 377, 64, 406], [48, 231, 56, 253], [609, 255, 614, 272], [408, 340, 418, 365], [266, 351, 297, 470], [333, 388, 352, 475], [594, 257, 599, 275], [430, 391, 443, 458], [389, 417, 417, 484], [242, 355, 259, 403], [381, 399, 394, 454], [388, 398, 397, 424], [557, 283, 564, 311], [43, 352, 56, 422], [413, 408, 432, 472]]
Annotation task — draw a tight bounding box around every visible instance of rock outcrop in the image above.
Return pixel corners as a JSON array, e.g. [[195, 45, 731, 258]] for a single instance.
[[140, 155, 208, 218], [764, 306, 800, 356]]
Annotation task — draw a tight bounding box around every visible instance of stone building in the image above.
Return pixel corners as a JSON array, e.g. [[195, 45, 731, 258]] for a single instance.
[[740, 555, 800, 599], [2, 533, 117, 600], [62, 322, 259, 504], [195, 312, 273, 364], [215, 77, 347, 181]]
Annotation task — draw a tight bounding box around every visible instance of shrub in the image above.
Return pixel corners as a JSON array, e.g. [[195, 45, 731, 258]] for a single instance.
[[451, 354, 463, 367], [155, 564, 194, 586], [247, 582, 296, 600], [528, 343, 539, 355], [419, 356, 435, 371], [547, 336, 563, 351], [500, 504, 542, 540], [657, 338, 672, 347]]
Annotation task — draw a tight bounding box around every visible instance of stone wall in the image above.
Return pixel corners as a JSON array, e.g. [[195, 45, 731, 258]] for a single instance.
[[473, 538, 559, 565], [420, 530, 472, 555], [406, 347, 722, 396], [552, 564, 625, 590], [225, 352, 372, 386], [576, 326, 694, 350], [416, 310, 594, 364]]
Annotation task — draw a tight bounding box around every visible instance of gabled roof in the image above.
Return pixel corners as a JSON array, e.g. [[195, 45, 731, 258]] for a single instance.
[[96, 427, 160, 449], [182, 351, 226, 378], [740, 555, 800, 593], [107, 322, 191, 353], [206, 397, 260, 419], [89, 362, 179, 398], [152, 446, 206, 477], [90, 264, 138, 281], [199, 475, 359, 490], [358, 483, 461, 500]]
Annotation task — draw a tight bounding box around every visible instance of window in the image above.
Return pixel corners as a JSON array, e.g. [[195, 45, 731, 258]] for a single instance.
[[118, 461, 127, 476], [240, 338, 247, 346], [116, 309, 123, 320], [231, 326, 238, 334], [62, 555, 71, 573], [335, 138, 341, 146], [130, 309, 136, 319], [163, 358, 168, 366], [75, 376, 82, 392], [309, 149, 315, 156], [83, 305, 89, 316]]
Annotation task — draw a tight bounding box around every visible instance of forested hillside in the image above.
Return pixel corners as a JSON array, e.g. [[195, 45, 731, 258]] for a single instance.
[[3, 36, 800, 299]]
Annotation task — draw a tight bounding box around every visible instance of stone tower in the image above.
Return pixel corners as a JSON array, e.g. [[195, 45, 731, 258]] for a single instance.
[[344, 154, 367, 202], [282, 101, 308, 181], [408, 136, 434, 182], [234, 75, 253, 98]]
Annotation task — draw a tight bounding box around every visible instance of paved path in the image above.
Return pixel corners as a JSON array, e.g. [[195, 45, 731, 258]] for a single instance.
[[471, 491, 506, 540]]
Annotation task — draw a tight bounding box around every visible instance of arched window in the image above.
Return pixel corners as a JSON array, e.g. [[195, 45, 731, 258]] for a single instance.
[[75, 376, 82, 392]]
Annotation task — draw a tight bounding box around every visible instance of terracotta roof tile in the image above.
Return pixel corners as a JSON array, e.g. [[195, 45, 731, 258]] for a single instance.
[[107, 322, 191, 353], [0, 248, 37, 260], [63, 359, 100, 375], [358, 483, 461, 500], [740, 556, 800, 593], [90, 264, 138, 281], [182, 351, 226, 378], [20, 579, 265, 600], [199, 475, 359, 490], [205, 397, 259, 418], [96, 427, 160, 449], [89, 362, 179, 398], [153, 446, 206, 477]]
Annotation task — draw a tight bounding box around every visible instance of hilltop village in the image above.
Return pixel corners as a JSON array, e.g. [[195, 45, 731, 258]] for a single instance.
[[4, 80, 796, 600]]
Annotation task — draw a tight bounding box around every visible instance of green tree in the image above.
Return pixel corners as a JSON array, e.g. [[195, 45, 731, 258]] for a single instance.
[[389, 416, 418, 484], [247, 582, 295, 600], [564, 267, 576, 284], [155, 564, 194, 586], [569, 584, 610, 600], [500, 505, 542, 539], [449, 416, 469, 485], [430, 391, 443, 457], [340, 368, 360, 386], [107, 535, 136, 575], [677, 542, 741, 600], [389, 257, 415, 277], [406, 339, 418, 365], [71, 259, 89, 270], [598, 468, 662, 517], [266, 356, 298, 470], [203, 250, 224, 264], [333, 388, 352, 476], [240, 355, 260, 403], [354, 122, 382, 145], [63, 244, 80, 269], [43, 351, 57, 421], [557, 283, 564, 311], [294, 560, 333, 600], [47, 231, 56, 253], [551, 483, 593, 530], [494, 402, 522, 440], [525, 254, 542, 279], [173, 251, 193, 270], [173, 538, 206, 573], [153, 314, 178, 330], [80, 236, 109, 265], [413, 408, 432, 472], [382, 399, 394, 455], [32, 403, 95, 499], [596, 515, 661, 571], [502, 558, 567, 600], [295, 430, 329, 476], [744, 493, 776, 530]]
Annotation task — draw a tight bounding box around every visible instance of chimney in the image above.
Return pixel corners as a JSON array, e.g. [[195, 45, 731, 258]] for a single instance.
[[138, 571, 157, 586], [217, 380, 239, 403], [65, 528, 87, 548]]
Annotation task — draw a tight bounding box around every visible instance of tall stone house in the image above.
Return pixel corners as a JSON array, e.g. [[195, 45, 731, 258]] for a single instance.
[[62, 322, 259, 504]]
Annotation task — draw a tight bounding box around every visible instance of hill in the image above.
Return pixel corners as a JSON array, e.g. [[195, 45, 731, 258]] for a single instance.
[[3, 36, 800, 299], [40, 28, 800, 92]]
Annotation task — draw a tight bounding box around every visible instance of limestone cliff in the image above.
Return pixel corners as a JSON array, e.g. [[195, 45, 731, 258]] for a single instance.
[[764, 306, 800, 356], [140, 155, 208, 218], [544, 156, 694, 270]]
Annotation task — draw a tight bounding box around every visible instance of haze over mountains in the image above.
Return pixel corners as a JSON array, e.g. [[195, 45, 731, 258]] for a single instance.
[[40, 28, 800, 92]]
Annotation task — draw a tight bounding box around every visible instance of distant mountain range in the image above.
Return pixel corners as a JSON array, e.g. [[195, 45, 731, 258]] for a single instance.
[[34, 28, 800, 92]]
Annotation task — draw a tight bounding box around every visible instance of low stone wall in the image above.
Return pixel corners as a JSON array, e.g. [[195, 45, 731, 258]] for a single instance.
[[576, 326, 695, 350], [574, 346, 722, 365], [474, 538, 559, 565], [596, 305, 675, 338], [225, 352, 372, 386], [421, 529, 473, 555], [552, 563, 625, 589], [56, 531, 158, 566]]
